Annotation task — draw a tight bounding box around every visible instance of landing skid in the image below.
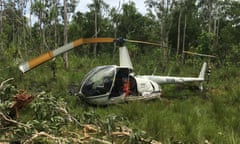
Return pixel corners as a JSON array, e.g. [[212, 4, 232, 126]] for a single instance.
[[126, 93, 161, 102], [109, 93, 161, 104]]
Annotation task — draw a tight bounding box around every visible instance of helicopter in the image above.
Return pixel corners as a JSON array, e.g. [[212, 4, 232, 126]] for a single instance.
[[19, 37, 207, 105]]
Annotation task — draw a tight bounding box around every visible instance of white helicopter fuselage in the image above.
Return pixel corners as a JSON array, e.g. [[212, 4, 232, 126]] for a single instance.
[[78, 62, 207, 105], [78, 65, 162, 105]]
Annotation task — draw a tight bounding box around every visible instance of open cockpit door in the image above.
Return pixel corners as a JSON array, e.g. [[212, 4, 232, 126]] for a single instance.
[[110, 67, 137, 98]]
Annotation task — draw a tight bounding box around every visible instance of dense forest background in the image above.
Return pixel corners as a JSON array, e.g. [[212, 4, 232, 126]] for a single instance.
[[1, 0, 240, 143], [0, 0, 240, 68]]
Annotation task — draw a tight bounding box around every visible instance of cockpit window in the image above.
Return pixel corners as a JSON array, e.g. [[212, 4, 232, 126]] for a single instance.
[[81, 66, 116, 97]]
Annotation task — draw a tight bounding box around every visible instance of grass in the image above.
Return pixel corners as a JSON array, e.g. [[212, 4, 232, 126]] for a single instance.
[[2, 53, 240, 143]]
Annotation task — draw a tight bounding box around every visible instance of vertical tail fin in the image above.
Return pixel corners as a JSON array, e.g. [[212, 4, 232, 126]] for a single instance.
[[198, 62, 207, 80], [198, 62, 207, 91]]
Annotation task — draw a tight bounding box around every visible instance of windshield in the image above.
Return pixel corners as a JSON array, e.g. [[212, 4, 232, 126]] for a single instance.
[[81, 66, 116, 97]]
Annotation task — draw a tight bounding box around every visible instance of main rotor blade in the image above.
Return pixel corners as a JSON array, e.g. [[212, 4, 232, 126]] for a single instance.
[[19, 37, 114, 73], [124, 39, 162, 47], [183, 51, 216, 58]]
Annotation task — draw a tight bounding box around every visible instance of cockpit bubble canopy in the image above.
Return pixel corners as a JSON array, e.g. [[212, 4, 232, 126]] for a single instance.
[[80, 66, 116, 97]]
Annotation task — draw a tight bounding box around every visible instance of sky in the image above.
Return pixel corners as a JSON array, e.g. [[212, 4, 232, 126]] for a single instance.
[[23, 0, 147, 26], [75, 0, 147, 15]]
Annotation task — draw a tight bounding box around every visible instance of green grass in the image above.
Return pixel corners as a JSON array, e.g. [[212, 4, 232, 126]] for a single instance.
[[2, 54, 240, 143]]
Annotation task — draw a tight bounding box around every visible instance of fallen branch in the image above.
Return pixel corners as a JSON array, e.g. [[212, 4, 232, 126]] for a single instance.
[[142, 139, 162, 144], [23, 131, 67, 144], [0, 78, 14, 90], [111, 125, 132, 137], [82, 124, 98, 140], [0, 112, 30, 128], [112, 126, 162, 144], [90, 137, 112, 144], [24, 131, 111, 144], [111, 131, 130, 136]]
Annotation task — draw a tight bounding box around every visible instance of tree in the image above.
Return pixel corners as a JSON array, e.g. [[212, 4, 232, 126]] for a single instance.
[[109, 2, 121, 61], [0, 0, 30, 64], [197, 0, 222, 58], [0, 0, 3, 34], [217, 0, 240, 64], [167, 0, 203, 63], [63, 0, 68, 69], [88, 0, 109, 58], [60, 0, 78, 69], [145, 0, 176, 71], [31, 0, 48, 53], [111, 1, 158, 57], [180, 0, 199, 63], [176, 0, 183, 58], [0, 0, 4, 51]]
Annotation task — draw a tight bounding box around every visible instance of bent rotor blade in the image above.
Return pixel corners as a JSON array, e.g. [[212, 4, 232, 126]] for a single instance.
[[183, 51, 216, 58], [124, 39, 161, 47], [19, 38, 114, 73]]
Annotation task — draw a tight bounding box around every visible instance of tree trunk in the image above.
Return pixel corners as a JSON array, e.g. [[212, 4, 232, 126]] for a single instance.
[[112, 23, 117, 62], [160, 0, 174, 72], [176, 8, 182, 58], [39, 0, 44, 53], [0, 0, 2, 34], [54, 16, 57, 49], [63, 0, 69, 69], [52, 0, 58, 78], [215, 19, 219, 47], [213, 18, 220, 52], [0, 0, 3, 50], [182, 15, 187, 63], [30, 0, 32, 38], [94, 1, 98, 59], [160, 0, 166, 72], [208, 0, 212, 33]]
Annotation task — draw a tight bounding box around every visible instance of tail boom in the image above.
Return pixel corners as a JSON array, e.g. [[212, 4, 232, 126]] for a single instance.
[[137, 62, 207, 85]]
